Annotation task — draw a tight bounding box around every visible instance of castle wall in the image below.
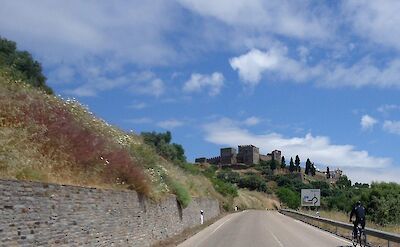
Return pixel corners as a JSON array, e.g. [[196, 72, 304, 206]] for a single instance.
[[207, 156, 220, 165]]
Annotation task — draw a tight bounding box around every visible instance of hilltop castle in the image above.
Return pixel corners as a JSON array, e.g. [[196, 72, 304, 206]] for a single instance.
[[195, 145, 281, 167]]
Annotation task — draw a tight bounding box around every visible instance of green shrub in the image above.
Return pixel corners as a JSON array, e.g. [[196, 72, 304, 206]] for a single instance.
[[141, 131, 187, 163], [0, 37, 52, 94], [238, 174, 268, 192], [15, 168, 45, 181], [211, 178, 238, 197], [178, 161, 201, 175], [167, 179, 191, 208], [217, 170, 240, 184], [276, 187, 300, 209]]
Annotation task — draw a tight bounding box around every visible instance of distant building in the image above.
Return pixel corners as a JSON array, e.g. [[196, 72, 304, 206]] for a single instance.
[[237, 145, 260, 165], [221, 147, 237, 165], [329, 169, 343, 179], [195, 145, 281, 167], [195, 157, 207, 163]]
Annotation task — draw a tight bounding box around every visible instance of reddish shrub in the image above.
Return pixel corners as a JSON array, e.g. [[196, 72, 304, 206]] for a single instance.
[[2, 91, 150, 194]]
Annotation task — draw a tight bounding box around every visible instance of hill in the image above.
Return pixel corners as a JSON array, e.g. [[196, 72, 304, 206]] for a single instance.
[[0, 38, 266, 210]]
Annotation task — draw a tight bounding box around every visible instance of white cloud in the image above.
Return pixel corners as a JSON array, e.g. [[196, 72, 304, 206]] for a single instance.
[[203, 118, 394, 183], [0, 1, 178, 65], [129, 102, 148, 110], [383, 120, 400, 135], [377, 104, 400, 114], [230, 48, 400, 89], [360, 115, 378, 131], [126, 118, 153, 124], [64, 70, 165, 97], [345, 166, 400, 184], [157, 119, 184, 129], [243, 116, 261, 126], [320, 58, 400, 88], [183, 72, 224, 96], [229, 48, 320, 86], [343, 1, 400, 51], [65, 87, 97, 97], [177, 0, 331, 40], [297, 46, 310, 62], [135, 78, 165, 97]]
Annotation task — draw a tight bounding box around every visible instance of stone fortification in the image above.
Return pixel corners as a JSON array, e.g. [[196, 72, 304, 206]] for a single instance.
[[196, 145, 281, 167], [0, 179, 220, 246]]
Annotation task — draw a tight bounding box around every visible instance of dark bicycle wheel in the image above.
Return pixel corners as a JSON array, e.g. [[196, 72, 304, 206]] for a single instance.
[[360, 232, 367, 247], [351, 230, 357, 246]]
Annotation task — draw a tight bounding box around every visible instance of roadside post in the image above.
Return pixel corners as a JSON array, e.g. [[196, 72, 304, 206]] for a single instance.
[[200, 210, 204, 224]]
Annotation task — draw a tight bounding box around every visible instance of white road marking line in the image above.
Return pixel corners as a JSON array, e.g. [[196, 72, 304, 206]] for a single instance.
[[212, 216, 234, 234], [193, 212, 244, 247], [269, 231, 284, 247]]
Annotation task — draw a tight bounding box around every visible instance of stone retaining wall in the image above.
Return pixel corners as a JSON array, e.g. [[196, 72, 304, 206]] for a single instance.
[[0, 179, 220, 246]]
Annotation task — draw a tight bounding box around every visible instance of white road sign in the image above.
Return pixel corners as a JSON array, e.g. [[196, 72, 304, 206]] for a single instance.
[[301, 189, 320, 207]]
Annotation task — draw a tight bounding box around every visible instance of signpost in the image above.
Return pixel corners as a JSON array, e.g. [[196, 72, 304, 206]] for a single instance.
[[301, 189, 320, 207]]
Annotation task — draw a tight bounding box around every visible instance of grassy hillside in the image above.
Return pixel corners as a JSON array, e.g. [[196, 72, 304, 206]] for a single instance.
[[0, 69, 227, 207], [0, 35, 278, 211]]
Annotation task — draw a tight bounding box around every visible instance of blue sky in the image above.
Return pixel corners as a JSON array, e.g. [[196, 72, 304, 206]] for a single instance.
[[1, 0, 400, 183]]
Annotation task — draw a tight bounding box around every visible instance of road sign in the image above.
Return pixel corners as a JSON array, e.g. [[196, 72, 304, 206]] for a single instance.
[[301, 189, 320, 207]]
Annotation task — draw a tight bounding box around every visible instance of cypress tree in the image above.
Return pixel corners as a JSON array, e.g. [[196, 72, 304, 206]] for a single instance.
[[295, 155, 301, 172], [311, 163, 316, 176], [305, 158, 311, 175], [289, 157, 295, 173], [270, 155, 277, 170], [281, 156, 286, 169]]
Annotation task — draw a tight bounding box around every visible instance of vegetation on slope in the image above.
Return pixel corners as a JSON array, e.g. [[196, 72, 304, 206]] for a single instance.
[[0, 37, 231, 208], [0, 37, 52, 94]]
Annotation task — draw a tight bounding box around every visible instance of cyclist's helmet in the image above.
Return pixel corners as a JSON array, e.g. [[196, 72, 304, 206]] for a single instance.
[[356, 201, 361, 206]]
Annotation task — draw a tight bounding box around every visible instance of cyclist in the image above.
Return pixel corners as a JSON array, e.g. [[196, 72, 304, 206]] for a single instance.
[[349, 201, 366, 238]]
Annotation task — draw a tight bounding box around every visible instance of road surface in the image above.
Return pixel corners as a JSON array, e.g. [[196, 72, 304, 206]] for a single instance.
[[179, 210, 352, 247]]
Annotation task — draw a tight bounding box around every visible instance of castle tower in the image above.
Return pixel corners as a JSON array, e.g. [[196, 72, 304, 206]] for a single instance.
[[220, 147, 237, 165], [237, 145, 260, 165]]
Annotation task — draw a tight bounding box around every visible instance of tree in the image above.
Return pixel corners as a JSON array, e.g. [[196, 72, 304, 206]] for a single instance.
[[141, 131, 186, 163], [326, 166, 331, 179], [311, 163, 316, 176], [295, 155, 301, 172], [289, 157, 295, 173], [305, 158, 311, 175], [336, 175, 351, 188], [270, 154, 277, 171], [281, 156, 286, 169], [0, 37, 52, 94], [276, 187, 300, 209]]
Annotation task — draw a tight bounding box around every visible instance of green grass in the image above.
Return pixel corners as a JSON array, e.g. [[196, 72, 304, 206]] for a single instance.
[[167, 179, 191, 208], [0, 70, 234, 207]]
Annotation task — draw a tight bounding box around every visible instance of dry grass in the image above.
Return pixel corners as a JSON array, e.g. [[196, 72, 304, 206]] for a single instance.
[[0, 71, 230, 205], [319, 210, 400, 234], [234, 189, 280, 210], [0, 73, 150, 194]]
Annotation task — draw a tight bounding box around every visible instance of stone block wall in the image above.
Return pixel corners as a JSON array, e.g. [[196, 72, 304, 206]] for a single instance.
[[0, 179, 220, 247]]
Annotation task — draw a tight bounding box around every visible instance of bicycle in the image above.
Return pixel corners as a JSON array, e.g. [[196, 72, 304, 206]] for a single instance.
[[352, 221, 367, 247]]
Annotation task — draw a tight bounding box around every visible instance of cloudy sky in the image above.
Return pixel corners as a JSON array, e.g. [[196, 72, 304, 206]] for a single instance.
[[2, 0, 400, 183]]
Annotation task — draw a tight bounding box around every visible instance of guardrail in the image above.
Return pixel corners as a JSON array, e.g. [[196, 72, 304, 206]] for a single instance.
[[280, 209, 400, 247]]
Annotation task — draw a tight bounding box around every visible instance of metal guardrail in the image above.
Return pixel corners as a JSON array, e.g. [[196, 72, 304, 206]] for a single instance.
[[280, 209, 400, 246]]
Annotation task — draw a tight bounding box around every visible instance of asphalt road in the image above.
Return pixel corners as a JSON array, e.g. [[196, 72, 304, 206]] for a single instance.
[[179, 210, 353, 247]]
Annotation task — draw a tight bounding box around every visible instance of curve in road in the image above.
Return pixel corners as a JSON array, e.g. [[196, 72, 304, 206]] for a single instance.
[[179, 210, 352, 247]]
